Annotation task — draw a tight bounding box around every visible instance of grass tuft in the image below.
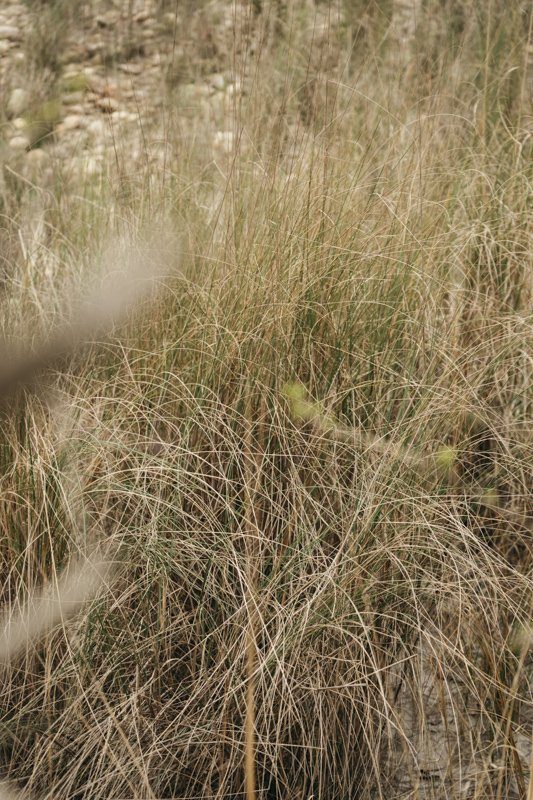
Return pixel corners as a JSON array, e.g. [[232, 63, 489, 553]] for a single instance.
[[0, 1, 531, 798]]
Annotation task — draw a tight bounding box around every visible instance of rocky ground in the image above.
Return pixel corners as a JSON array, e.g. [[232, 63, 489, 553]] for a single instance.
[[1, 0, 251, 285], [1, 1, 244, 173]]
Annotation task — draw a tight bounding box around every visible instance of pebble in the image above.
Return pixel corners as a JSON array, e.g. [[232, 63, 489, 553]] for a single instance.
[[95, 79, 118, 97], [0, 25, 20, 40], [209, 73, 226, 91], [62, 114, 86, 130], [133, 10, 150, 23], [163, 12, 176, 27], [96, 96, 119, 113], [119, 63, 142, 75], [86, 42, 104, 57], [7, 87, 29, 117], [63, 92, 86, 106], [110, 110, 131, 122], [9, 135, 30, 151], [86, 75, 105, 93], [0, 40, 11, 55], [11, 116, 27, 130], [63, 63, 82, 76], [87, 118, 107, 137], [95, 14, 116, 29]]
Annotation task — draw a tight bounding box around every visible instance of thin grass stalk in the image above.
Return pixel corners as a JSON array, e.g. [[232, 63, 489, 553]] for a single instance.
[[243, 386, 259, 800], [527, 733, 533, 800]]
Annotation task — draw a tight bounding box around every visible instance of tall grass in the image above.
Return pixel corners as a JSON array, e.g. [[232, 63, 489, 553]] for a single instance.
[[0, 1, 531, 798]]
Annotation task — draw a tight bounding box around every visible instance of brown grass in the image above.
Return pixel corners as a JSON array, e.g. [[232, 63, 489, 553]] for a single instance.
[[0, 1, 531, 798]]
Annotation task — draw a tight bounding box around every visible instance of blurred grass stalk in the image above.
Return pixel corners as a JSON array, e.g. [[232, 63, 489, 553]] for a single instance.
[[0, 550, 114, 664]]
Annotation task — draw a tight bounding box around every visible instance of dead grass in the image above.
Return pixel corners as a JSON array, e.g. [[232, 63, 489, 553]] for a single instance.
[[0, 1, 531, 798]]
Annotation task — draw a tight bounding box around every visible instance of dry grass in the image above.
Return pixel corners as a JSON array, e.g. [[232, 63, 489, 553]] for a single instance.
[[0, 0, 531, 798]]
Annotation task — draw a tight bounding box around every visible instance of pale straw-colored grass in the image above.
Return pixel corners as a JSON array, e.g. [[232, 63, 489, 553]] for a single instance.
[[0, 1, 531, 798]]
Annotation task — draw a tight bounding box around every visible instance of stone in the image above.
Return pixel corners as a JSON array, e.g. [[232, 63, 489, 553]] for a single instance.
[[119, 63, 142, 75], [62, 114, 85, 130], [63, 63, 82, 75], [63, 92, 85, 106], [0, 40, 11, 55], [87, 118, 106, 137], [11, 117, 27, 130], [96, 96, 119, 113], [8, 87, 29, 117], [209, 73, 226, 91], [96, 79, 118, 97], [0, 25, 20, 40], [110, 110, 131, 121], [133, 10, 150, 23], [9, 135, 30, 150], [86, 41, 104, 57], [61, 47, 85, 64], [95, 15, 113, 28], [85, 74, 105, 93]]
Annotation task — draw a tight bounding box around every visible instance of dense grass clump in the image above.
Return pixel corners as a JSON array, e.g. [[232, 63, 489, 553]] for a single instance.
[[0, 1, 531, 798]]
